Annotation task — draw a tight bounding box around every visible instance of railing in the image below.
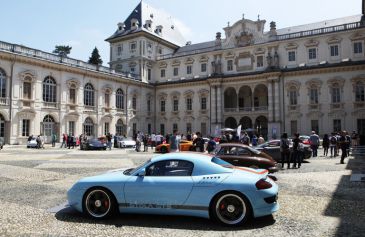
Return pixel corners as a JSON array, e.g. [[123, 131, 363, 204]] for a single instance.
[[0, 97, 9, 105], [84, 106, 96, 112], [288, 105, 300, 111], [239, 107, 253, 112], [308, 104, 320, 110], [276, 22, 362, 41], [254, 106, 268, 111], [225, 107, 268, 113], [0, 40, 141, 81]]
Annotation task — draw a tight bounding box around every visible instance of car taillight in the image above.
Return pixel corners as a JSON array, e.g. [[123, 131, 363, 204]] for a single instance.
[[256, 179, 272, 190]]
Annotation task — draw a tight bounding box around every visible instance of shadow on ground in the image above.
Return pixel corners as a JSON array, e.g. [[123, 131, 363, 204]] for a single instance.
[[55, 207, 276, 231], [323, 150, 365, 237]]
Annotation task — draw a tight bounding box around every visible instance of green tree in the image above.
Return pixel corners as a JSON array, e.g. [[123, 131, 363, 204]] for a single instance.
[[88, 47, 103, 65], [53, 45, 72, 57]]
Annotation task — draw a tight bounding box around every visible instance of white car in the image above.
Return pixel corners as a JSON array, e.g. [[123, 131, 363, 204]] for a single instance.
[[27, 137, 38, 148], [118, 137, 136, 148]]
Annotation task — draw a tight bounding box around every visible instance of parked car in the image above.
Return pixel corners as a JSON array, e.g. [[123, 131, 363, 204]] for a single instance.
[[67, 153, 279, 226], [155, 140, 193, 153], [27, 137, 38, 148], [80, 138, 107, 150], [213, 143, 279, 173], [117, 137, 136, 148], [299, 135, 323, 147], [255, 139, 312, 162]]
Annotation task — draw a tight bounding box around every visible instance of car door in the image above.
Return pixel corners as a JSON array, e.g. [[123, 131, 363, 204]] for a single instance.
[[232, 146, 258, 167], [124, 160, 194, 207]]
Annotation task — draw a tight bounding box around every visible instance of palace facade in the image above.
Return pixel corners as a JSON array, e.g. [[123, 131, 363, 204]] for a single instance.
[[1, 1, 365, 144]]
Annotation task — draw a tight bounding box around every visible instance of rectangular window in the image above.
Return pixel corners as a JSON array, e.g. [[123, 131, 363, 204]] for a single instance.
[[173, 123, 178, 132], [147, 68, 151, 81], [148, 124, 151, 134], [290, 120, 298, 135], [23, 82, 32, 100], [158, 48, 163, 55], [173, 67, 179, 76], [330, 45, 339, 57], [105, 93, 110, 108], [227, 60, 233, 71], [130, 42, 136, 51], [104, 122, 109, 135], [130, 67, 135, 73], [311, 120, 319, 134], [310, 88, 318, 104], [160, 100, 165, 112], [308, 48, 317, 60], [69, 88, 76, 104], [147, 99, 151, 112], [160, 69, 165, 78], [173, 99, 179, 111], [132, 97, 137, 110], [354, 42, 363, 54], [289, 91, 297, 105], [332, 87, 341, 103], [117, 45, 122, 56], [288, 51, 296, 62], [333, 119, 341, 132], [147, 43, 152, 52], [160, 124, 165, 136], [186, 98, 192, 111], [68, 121, 75, 135], [201, 63, 207, 72], [201, 97, 207, 110], [201, 123, 207, 137], [187, 65, 192, 74], [256, 56, 264, 67], [186, 123, 192, 134], [22, 119, 30, 137]]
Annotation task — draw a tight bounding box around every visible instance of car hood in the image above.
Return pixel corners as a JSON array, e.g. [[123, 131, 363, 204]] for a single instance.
[[73, 169, 129, 188]]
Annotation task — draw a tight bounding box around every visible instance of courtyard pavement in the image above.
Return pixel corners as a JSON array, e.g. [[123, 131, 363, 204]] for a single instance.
[[0, 144, 364, 236]]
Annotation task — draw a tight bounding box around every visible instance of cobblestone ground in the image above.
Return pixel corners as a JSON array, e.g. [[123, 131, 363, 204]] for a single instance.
[[0, 145, 364, 237]]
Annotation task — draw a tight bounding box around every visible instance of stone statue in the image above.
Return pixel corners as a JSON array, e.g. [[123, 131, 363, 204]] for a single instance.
[[266, 52, 272, 68], [211, 57, 222, 75], [274, 52, 279, 68]]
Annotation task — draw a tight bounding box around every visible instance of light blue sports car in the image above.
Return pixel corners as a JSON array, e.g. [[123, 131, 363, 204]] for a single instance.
[[67, 153, 279, 226]]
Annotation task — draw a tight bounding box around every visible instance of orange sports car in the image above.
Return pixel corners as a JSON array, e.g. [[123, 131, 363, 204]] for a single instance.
[[155, 140, 193, 153]]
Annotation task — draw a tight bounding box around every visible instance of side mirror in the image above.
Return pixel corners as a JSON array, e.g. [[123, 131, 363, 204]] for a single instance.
[[137, 168, 146, 177]]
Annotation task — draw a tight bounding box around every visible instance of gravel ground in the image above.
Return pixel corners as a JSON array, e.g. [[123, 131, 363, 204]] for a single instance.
[[0, 145, 364, 237]]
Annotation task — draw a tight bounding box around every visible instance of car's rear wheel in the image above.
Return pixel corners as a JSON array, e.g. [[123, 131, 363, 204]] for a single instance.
[[211, 192, 251, 226], [160, 146, 167, 153], [83, 188, 117, 219]]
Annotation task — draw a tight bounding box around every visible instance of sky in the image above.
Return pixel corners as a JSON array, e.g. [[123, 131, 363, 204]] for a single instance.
[[0, 0, 361, 66]]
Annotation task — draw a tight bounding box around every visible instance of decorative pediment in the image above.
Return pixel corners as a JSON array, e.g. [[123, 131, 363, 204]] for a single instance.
[[158, 92, 168, 99], [159, 61, 167, 68], [285, 80, 301, 91], [350, 32, 365, 41], [185, 57, 195, 65], [146, 92, 153, 98], [101, 85, 112, 94], [199, 55, 209, 63], [171, 60, 181, 66], [224, 51, 235, 59], [183, 90, 194, 97], [183, 115, 195, 122], [254, 47, 265, 55], [19, 70, 37, 82], [170, 91, 181, 98], [304, 39, 319, 47], [234, 52, 254, 71], [351, 74, 365, 92], [198, 89, 209, 97], [66, 78, 80, 89], [129, 88, 139, 97], [328, 111, 346, 118], [326, 36, 342, 44], [128, 61, 137, 67], [305, 79, 322, 89], [17, 108, 36, 119], [306, 111, 324, 118], [285, 42, 299, 50], [327, 77, 345, 88], [235, 31, 254, 47]]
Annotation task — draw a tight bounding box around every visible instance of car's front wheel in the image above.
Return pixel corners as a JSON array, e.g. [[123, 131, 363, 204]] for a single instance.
[[83, 188, 117, 219], [211, 192, 251, 226]]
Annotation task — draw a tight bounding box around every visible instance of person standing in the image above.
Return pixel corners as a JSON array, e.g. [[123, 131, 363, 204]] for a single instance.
[[169, 130, 179, 152], [60, 133, 67, 148], [292, 133, 301, 168], [339, 131, 347, 164], [207, 136, 216, 153], [309, 131, 320, 157], [345, 131, 351, 157], [193, 132, 204, 152], [143, 134, 149, 152], [252, 135, 258, 146], [329, 133, 337, 157], [106, 133, 112, 150], [51, 133, 57, 147], [351, 131, 359, 147], [280, 133, 291, 169], [322, 134, 330, 157]]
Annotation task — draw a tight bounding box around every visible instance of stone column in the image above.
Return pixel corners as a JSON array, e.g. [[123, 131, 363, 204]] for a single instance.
[[274, 78, 281, 122], [267, 79, 274, 122]]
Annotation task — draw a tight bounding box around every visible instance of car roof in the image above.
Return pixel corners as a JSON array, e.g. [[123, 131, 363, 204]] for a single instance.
[[218, 143, 249, 147], [151, 152, 213, 162]]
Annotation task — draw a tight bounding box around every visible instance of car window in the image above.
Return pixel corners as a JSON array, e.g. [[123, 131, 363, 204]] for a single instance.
[[145, 160, 194, 176], [236, 147, 250, 156]]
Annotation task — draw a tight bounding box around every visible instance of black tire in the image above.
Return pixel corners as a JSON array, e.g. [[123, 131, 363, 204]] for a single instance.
[[210, 192, 251, 226], [82, 188, 118, 219], [103, 147, 107, 150], [160, 146, 168, 153]]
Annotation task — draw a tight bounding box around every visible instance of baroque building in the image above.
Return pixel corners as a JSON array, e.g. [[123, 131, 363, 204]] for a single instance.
[[0, 1, 365, 144]]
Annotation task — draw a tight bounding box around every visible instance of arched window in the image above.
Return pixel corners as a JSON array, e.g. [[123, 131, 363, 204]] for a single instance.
[[116, 89, 124, 109], [84, 83, 95, 106], [83, 117, 94, 136], [42, 76, 56, 102], [0, 68, 6, 98], [43, 115, 55, 137], [356, 81, 365, 102]]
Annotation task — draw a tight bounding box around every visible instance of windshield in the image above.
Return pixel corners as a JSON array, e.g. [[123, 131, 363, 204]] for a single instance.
[[211, 157, 233, 169], [123, 159, 151, 175]]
